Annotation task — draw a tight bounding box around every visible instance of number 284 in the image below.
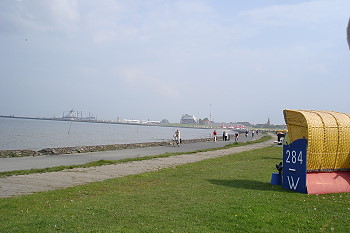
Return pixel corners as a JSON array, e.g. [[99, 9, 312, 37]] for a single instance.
[[285, 150, 303, 164]]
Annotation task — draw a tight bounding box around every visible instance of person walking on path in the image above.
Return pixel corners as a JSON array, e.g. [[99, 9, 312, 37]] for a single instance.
[[234, 132, 239, 142], [173, 129, 181, 146], [213, 130, 217, 142], [251, 131, 255, 137]]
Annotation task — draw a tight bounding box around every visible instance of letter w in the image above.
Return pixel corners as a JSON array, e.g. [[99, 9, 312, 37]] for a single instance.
[[287, 176, 299, 190]]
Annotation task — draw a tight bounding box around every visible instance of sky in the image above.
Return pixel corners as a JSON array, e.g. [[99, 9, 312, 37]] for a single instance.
[[0, 0, 349, 125]]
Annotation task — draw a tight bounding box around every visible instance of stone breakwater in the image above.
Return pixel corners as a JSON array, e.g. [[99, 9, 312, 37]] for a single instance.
[[0, 137, 218, 158]]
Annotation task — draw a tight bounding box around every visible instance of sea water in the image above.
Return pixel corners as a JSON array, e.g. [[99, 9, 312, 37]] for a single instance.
[[0, 118, 214, 151]]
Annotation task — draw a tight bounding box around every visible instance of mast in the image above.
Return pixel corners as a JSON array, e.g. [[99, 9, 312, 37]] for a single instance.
[[209, 104, 212, 122], [347, 17, 350, 49]]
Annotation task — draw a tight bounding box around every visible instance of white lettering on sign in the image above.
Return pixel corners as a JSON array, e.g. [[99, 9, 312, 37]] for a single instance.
[[287, 176, 300, 190], [286, 150, 290, 163], [285, 150, 303, 164], [298, 151, 303, 164]]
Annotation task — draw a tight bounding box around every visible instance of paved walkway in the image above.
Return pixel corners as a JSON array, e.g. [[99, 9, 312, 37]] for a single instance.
[[0, 134, 261, 172], [0, 136, 276, 198]]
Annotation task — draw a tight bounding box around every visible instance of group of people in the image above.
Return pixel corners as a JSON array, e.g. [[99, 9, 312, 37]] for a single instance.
[[174, 128, 256, 146], [212, 130, 239, 142], [244, 130, 259, 137], [213, 130, 230, 141]]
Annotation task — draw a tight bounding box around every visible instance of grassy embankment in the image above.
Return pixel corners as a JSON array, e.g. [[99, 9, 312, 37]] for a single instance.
[[0, 135, 271, 178], [1, 141, 350, 232]]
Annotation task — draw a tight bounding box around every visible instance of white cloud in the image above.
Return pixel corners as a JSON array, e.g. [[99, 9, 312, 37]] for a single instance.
[[0, 0, 80, 34], [120, 67, 146, 86], [49, 0, 80, 31], [155, 82, 181, 100], [239, 0, 349, 26], [119, 66, 181, 100]]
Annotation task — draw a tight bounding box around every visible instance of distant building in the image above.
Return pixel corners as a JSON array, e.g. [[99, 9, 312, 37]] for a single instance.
[[202, 118, 211, 125], [81, 116, 96, 121], [161, 119, 170, 124], [236, 121, 252, 127], [62, 110, 96, 121], [180, 114, 198, 124], [123, 119, 141, 124], [142, 120, 161, 124], [267, 118, 271, 126], [254, 118, 284, 129], [255, 118, 270, 127], [63, 110, 79, 120]]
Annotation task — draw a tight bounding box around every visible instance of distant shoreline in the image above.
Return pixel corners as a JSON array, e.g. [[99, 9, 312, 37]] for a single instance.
[[0, 115, 213, 130]]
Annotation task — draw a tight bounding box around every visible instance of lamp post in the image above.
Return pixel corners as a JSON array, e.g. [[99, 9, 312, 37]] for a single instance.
[[347, 17, 350, 49]]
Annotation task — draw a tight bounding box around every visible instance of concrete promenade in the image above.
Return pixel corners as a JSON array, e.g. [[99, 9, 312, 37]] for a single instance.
[[0, 133, 263, 172], [0, 134, 276, 198]]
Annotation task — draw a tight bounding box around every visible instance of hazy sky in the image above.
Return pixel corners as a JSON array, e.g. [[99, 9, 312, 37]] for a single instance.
[[1, 0, 349, 124]]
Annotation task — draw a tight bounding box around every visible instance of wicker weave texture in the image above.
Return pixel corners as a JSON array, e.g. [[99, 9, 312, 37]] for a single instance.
[[283, 110, 350, 171]]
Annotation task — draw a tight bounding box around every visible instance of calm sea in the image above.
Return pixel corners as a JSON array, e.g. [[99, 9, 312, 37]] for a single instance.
[[0, 118, 214, 151]]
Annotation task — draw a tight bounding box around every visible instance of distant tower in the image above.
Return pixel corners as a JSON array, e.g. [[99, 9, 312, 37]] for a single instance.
[[209, 104, 212, 122], [267, 118, 271, 125]]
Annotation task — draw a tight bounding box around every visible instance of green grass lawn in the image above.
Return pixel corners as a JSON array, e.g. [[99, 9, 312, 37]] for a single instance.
[[1, 146, 349, 232]]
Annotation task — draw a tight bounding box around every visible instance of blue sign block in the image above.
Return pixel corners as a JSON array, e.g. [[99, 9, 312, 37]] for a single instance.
[[282, 139, 307, 194]]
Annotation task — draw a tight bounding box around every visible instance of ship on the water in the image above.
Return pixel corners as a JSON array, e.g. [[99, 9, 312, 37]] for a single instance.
[[62, 109, 96, 121]]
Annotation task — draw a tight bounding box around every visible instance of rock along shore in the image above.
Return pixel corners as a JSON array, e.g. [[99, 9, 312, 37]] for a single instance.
[[0, 137, 222, 158]]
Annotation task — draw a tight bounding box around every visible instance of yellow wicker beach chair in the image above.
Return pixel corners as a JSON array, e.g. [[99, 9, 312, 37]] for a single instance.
[[283, 109, 350, 172]]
